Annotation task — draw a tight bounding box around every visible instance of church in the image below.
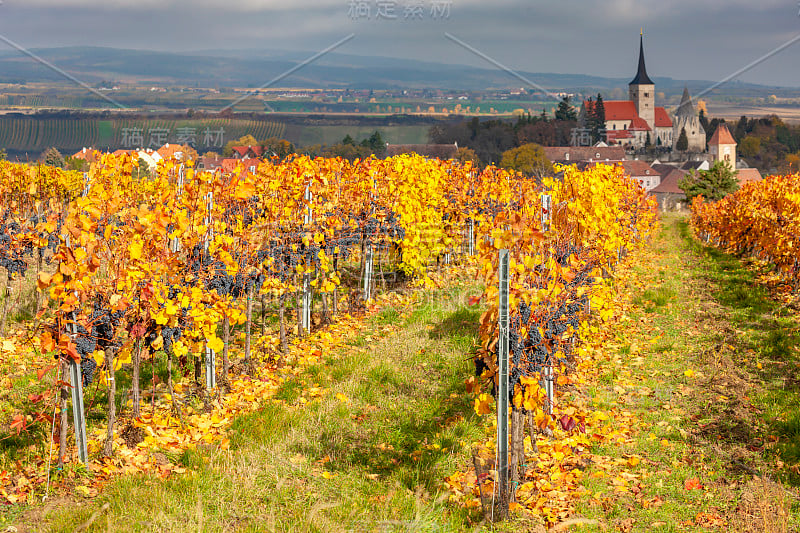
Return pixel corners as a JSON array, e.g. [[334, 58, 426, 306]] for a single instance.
[[581, 33, 703, 151]]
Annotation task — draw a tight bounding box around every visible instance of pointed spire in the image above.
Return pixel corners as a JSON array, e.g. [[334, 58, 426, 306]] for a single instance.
[[676, 87, 695, 117], [630, 32, 654, 86]]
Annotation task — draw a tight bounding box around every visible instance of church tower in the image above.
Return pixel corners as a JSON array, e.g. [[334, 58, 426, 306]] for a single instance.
[[709, 123, 737, 171], [629, 31, 655, 130], [672, 87, 706, 152]]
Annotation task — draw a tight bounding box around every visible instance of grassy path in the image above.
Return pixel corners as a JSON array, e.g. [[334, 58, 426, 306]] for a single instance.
[[29, 277, 486, 532], [573, 213, 800, 531]]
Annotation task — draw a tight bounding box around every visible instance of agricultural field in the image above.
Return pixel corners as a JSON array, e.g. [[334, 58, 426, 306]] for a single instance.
[[0, 117, 286, 155], [0, 156, 796, 531]]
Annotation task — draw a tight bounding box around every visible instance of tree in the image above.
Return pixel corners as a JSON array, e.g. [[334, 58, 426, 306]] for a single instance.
[[554, 96, 577, 121], [342, 134, 355, 145], [0, 149, 6, 161], [262, 138, 295, 159], [65, 156, 89, 171], [359, 130, 385, 156], [678, 160, 739, 201], [499, 143, 552, 179], [223, 135, 258, 157], [699, 108, 709, 133], [455, 147, 481, 167], [738, 136, 761, 158], [41, 147, 64, 168], [323, 143, 371, 162], [593, 94, 606, 144], [133, 157, 151, 179], [676, 127, 689, 152]]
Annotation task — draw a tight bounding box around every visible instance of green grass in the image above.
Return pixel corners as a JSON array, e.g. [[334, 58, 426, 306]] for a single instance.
[[571, 213, 800, 531], [31, 279, 487, 532]]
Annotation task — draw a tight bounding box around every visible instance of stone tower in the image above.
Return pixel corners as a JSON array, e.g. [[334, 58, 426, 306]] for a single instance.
[[629, 32, 655, 130], [672, 87, 706, 152], [708, 123, 737, 171]]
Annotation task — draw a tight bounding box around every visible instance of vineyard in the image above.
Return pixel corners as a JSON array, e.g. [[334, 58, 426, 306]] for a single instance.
[[0, 155, 797, 530]]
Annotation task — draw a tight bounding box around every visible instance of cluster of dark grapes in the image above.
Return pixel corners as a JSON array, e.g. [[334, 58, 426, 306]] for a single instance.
[[480, 243, 598, 405], [0, 216, 30, 277]]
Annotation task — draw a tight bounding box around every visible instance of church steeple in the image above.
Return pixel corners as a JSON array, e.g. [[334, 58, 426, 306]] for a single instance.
[[676, 87, 694, 117], [630, 32, 654, 86]]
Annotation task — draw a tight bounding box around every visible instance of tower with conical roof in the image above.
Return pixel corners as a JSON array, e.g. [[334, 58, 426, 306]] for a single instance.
[[672, 87, 706, 152], [628, 31, 655, 131], [709, 123, 737, 171]]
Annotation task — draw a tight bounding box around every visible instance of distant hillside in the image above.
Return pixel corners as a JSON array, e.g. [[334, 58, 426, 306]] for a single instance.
[[0, 46, 797, 96]]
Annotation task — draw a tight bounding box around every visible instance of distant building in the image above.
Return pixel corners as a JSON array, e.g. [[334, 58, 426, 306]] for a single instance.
[[231, 145, 263, 160], [580, 160, 661, 191], [111, 148, 162, 170], [708, 124, 737, 170], [71, 147, 102, 165], [542, 146, 625, 165], [156, 143, 190, 162], [581, 33, 673, 149], [651, 165, 690, 209], [736, 168, 763, 185], [672, 87, 706, 152]]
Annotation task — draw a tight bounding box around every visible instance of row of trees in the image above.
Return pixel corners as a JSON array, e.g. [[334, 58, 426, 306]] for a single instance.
[[429, 100, 579, 166]]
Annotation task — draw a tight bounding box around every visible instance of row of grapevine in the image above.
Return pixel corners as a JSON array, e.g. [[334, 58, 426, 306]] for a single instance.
[[468, 162, 658, 516], [0, 154, 487, 466], [0, 154, 656, 517], [690, 173, 800, 288]]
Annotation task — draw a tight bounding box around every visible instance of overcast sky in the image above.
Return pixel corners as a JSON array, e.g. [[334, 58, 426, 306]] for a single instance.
[[1, 0, 800, 87]]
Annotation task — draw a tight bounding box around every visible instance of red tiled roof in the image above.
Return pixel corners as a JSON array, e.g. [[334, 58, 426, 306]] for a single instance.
[[71, 148, 101, 161], [709, 124, 737, 146], [651, 167, 688, 194], [579, 160, 658, 178], [232, 145, 264, 158], [619, 160, 658, 177], [157, 143, 188, 161], [737, 168, 762, 184], [201, 156, 224, 171], [629, 117, 651, 131], [596, 100, 638, 121], [654, 107, 672, 128], [605, 130, 633, 143], [220, 158, 261, 175]]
